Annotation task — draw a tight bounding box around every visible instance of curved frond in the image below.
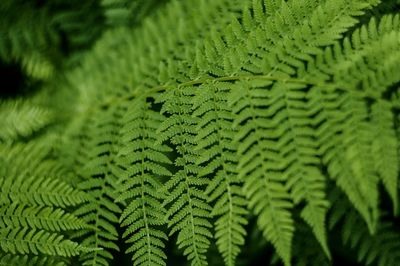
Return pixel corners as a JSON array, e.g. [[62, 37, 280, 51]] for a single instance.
[[192, 82, 248, 266], [0, 175, 87, 207], [73, 105, 123, 266], [114, 96, 171, 266], [158, 87, 212, 266], [0, 203, 87, 232], [0, 252, 66, 266], [0, 227, 88, 257], [329, 192, 400, 266], [309, 14, 400, 232], [0, 100, 52, 143], [371, 100, 399, 213]]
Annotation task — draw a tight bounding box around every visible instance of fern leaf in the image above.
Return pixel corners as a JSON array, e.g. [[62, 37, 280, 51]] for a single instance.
[[192, 82, 248, 266], [195, 0, 376, 81], [228, 79, 295, 266], [187, 0, 379, 261], [0, 100, 52, 143], [13, 0, 400, 265], [157, 87, 212, 266], [371, 100, 399, 214], [75, 181, 120, 266], [309, 15, 400, 97], [0, 227, 87, 257], [0, 252, 66, 266], [149, 0, 377, 263], [0, 135, 91, 260], [114, 96, 170, 266], [228, 78, 332, 262], [312, 15, 400, 231], [0, 137, 74, 187], [0, 203, 87, 232], [73, 106, 123, 266], [319, 91, 379, 232], [68, 0, 245, 102], [329, 192, 400, 266], [0, 175, 87, 207]]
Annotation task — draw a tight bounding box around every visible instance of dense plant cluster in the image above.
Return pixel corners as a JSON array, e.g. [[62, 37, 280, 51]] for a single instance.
[[1, 0, 400, 265]]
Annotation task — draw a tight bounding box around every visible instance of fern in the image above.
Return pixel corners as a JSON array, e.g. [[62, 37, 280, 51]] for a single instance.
[[180, 0, 381, 262], [229, 79, 296, 266], [0, 227, 85, 257], [0, 140, 89, 260], [329, 190, 400, 266], [0, 0, 58, 80], [370, 97, 399, 216], [0, 203, 86, 232], [157, 87, 213, 266], [0, 167, 87, 209], [71, 105, 123, 265], [0, 252, 67, 266], [309, 13, 400, 231], [192, 82, 248, 266], [0, 100, 53, 143], [113, 96, 171, 265]]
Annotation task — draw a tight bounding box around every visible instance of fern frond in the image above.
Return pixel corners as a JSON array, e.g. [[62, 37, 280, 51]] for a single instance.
[[0, 100, 52, 143], [186, 0, 380, 262], [228, 79, 295, 266], [329, 192, 400, 266], [0, 252, 66, 266], [114, 96, 170, 266], [0, 175, 87, 207], [192, 82, 248, 266], [193, 0, 376, 81], [72, 105, 124, 266], [371, 100, 399, 214], [310, 15, 400, 97], [67, 0, 245, 102], [0, 227, 87, 257], [310, 14, 400, 231], [157, 87, 213, 266], [0, 203, 87, 232], [231, 78, 331, 259], [0, 134, 91, 260], [324, 92, 379, 232], [0, 1, 58, 79], [0, 137, 73, 187]]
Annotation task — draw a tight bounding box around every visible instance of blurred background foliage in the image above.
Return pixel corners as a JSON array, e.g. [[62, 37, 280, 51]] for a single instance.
[[0, 0, 168, 97]]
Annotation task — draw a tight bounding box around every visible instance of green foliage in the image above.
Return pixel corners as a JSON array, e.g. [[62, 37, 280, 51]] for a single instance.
[[0, 0, 103, 80], [0, 0, 59, 80], [0, 0, 161, 81], [1, 0, 400, 265], [0, 253, 67, 266], [71, 105, 123, 265], [0, 99, 53, 143], [114, 97, 171, 265], [192, 83, 248, 266], [0, 138, 90, 264], [329, 189, 400, 266]]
